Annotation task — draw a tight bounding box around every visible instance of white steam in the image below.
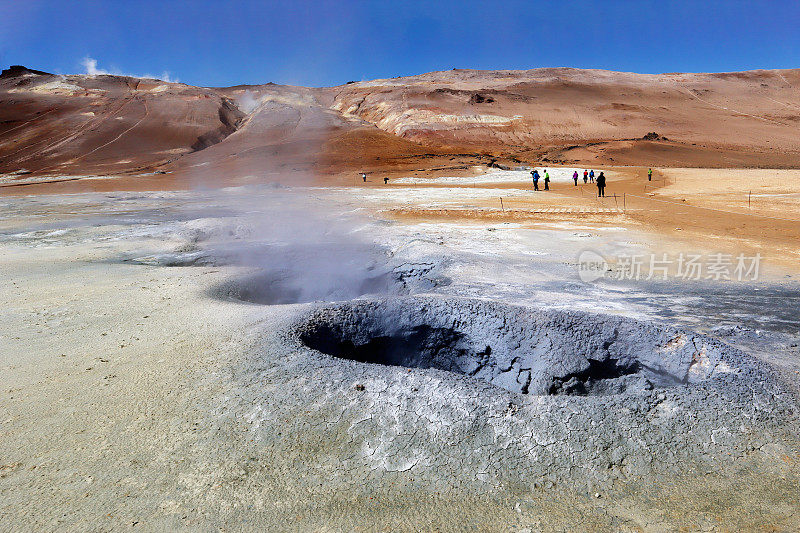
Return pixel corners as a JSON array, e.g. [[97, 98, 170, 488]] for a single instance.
[[169, 187, 404, 305], [157, 71, 178, 83], [81, 57, 108, 76], [81, 56, 179, 83], [236, 90, 261, 114]]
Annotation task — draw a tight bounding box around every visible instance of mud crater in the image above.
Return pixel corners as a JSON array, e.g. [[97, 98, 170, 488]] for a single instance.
[[212, 260, 449, 305], [216, 269, 393, 305], [296, 297, 731, 396]]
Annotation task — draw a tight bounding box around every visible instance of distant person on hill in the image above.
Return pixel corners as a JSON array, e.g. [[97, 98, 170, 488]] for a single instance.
[[532, 169, 540, 191], [383, 176, 389, 184], [648, 168, 653, 181], [589, 169, 595, 183], [544, 171, 551, 190], [597, 171, 606, 197], [573, 170, 579, 186], [583, 169, 588, 183], [361, 172, 367, 182]]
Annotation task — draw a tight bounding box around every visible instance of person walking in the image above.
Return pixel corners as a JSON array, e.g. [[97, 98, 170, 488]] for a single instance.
[[583, 169, 588, 183], [573, 170, 579, 186], [647, 168, 653, 181], [597, 171, 606, 197], [361, 172, 367, 182], [544, 170, 550, 190], [589, 169, 595, 183], [532, 169, 540, 191]]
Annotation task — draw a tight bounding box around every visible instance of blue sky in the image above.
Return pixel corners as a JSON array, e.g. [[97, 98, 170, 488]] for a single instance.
[[1, 0, 798, 87]]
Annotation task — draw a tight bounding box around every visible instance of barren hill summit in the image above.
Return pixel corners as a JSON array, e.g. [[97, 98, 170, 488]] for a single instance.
[[2, 65, 799, 187]]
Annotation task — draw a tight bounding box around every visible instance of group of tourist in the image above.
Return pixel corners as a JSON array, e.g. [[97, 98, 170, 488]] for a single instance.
[[359, 165, 630, 199], [531, 168, 607, 197]]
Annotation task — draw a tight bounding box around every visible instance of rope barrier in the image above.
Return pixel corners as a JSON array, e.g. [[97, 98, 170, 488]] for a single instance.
[[625, 192, 800, 223]]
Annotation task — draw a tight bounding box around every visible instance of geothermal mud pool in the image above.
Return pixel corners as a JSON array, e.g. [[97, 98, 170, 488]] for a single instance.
[[246, 295, 799, 488], [297, 297, 724, 395], [3, 186, 800, 530]]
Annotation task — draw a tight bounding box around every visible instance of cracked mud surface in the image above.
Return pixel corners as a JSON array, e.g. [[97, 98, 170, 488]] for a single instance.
[[248, 296, 800, 487], [296, 297, 730, 395], [215, 294, 800, 529]]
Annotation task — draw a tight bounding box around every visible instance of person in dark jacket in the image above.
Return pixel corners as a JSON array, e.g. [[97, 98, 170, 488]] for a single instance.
[[589, 169, 595, 183], [597, 171, 606, 197], [531, 169, 540, 191]]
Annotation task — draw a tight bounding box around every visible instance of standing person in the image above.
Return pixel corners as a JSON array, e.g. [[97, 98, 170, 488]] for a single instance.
[[597, 171, 606, 197], [648, 168, 653, 181], [589, 169, 595, 183], [573, 170, 579, 186], [384, 176, 389, 184], [532, 170, 540, 191], [361, 172, 367, 182], [544, 170, 550, 190], [583, 169, 588, 183], [530, 169, 536, 186]]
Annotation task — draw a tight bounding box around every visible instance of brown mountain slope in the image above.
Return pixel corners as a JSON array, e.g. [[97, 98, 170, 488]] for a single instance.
[[0, 69, 466, 190], [164, 83, 459, 186], [2, 65, 800, 191], [329, 67, 800, 166], [0, 67, 244, 177]]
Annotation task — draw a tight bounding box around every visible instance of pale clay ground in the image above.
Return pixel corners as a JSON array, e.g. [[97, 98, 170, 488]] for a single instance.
[[2, 171, 800, 531]]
